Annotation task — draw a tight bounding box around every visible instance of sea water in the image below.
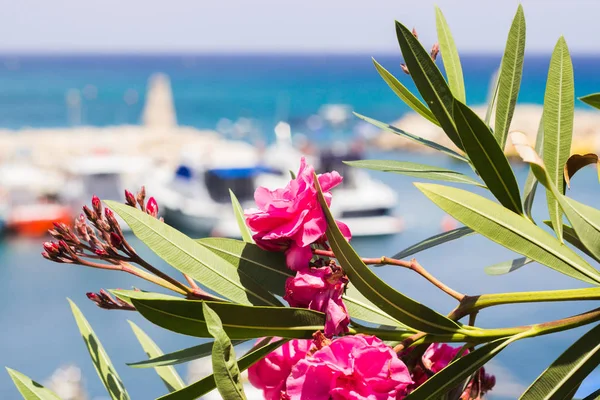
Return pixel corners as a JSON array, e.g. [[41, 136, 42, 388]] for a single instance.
[[1, 54, 600, 399]]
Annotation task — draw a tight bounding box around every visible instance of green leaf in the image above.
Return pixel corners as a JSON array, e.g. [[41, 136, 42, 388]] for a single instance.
[[372, 59, 439, 125], [354, 113, 467, 162], [582, 387, 600, 400], [543, 36, 575, 242], [485, 68, 500, 126], [435, 6, 465, 103], [580, 93, 600, 110], [229, 190, 254, 243], [395, 21, 464, 151], [127, 321, 185, 392], [520, 323, 600, 399], [128, 341, 247, 368], [6, 368, 61, 400], [564, 153, 599, 189], [344, 159, 483, 186], [513, 131, 600, 266], [157, 339, 286, 400], [544, 222, 600, 263], [523, 117, 544, 220], [115, 290, 325, 339], [391, 226, 474, 260], [494, 5, 526, 147], [405, 336, 518, 399], [197, 237, 404, 328], [452, 100, 523, 214], [106, 201, 282, 307], [68, 299, 130, 400], [484, 257, 533, 276], [416, 183, 600, 285], [203, 303, 246, 400], [315, 175, 462, 334]]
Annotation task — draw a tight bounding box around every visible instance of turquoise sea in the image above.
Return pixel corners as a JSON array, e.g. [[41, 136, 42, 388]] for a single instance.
[[2, 54, 600, 399]]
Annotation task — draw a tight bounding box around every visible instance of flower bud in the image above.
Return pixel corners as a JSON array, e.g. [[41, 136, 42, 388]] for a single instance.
[[86, 292, 101, 304], [125, 189, 137, 207], [43, 241, 60, 256], [136, 186, 146, 209], [105, 208, 120, 231], [430, 43, 440, 61], [110, 232, 123, 248], [412, 27, 418, 39], [146, 197, 159, 218], [83, 205, 97, 222], [91, 195, 102, 216], [94, 248, 109, 256], [401, 63, 410, 75]]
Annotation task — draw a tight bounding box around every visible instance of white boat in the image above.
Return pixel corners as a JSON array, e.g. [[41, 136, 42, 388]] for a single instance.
[[150, 140, 288, 235], [61, 155, 153, 230]]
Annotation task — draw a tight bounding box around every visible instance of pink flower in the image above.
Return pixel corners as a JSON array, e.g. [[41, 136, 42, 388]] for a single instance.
[[284, 265, 350, 337], [248, 338, 312, 400], [422, 343, 463, 373], [286, 335, 413, 400], [245, 157, 351, 270]]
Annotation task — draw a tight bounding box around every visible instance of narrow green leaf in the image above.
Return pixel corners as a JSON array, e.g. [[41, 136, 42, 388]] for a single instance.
[[229, 190, 254, 243], [485, 68, 500, 126], [484, 257, 533, 276], [520, 323, 600, 399], [452, 100, 523, 214], [564, 153, 599, 189], [315, 175, 462, 334], [128, 321, 185, 392], [203, 303, 246, 400], [405, 336, 518, 399], [157, 339, 287, 400], [395, 21, 464, 151], [391, 226, 474, 260], [435, 6, 466, 103], [6, 368, 61, 400], [513, 131, 600, 267], [128, 341, 246, 368], [372, 59, 439, 125], [543, 36, 575, 242], [523, 118, 544, 220], [115, 290, 326, 339], [354, 113, 467, 162], [582, 387, 600, 400], [68, 299, 130, 400], [580, 93, 600, 110], [344, 159, 483, 186], [494, 5, 526, 147], [197, 237, 404, 328], [544, 222, 600, 263], [106, 201, 282, 307], [416, 183, 600, 285]]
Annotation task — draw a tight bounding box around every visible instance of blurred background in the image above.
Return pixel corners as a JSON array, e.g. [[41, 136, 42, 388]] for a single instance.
[[2, 0, 600, 398]]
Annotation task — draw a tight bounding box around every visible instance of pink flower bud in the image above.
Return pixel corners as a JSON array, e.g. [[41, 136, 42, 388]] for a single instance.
[[401, 63, 410, 75], [83, 205, 97, 221], [94, 248, 109, 256], [124, 189, 137, 207], [91, 195, 102, 215], [412, 27, 419, 39], [430, 43, 440, 61], [110, 232, 123, 248], [86, 292, 100, 303], [146, 197, 159, 217]]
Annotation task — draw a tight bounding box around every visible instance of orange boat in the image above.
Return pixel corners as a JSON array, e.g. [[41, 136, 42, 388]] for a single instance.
[[6, 203, 73, 237]]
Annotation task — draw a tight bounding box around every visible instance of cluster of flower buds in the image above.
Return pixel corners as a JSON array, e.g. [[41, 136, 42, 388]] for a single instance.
[[42, 187, 160, 266], [86, 289, 135, 311], [460, 367, 496, 399], [399, 28, 440, 75]]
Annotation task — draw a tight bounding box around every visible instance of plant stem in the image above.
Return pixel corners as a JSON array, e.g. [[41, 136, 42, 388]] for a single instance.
[[313, 249, 464, 301], [451, 287, 600, 320]]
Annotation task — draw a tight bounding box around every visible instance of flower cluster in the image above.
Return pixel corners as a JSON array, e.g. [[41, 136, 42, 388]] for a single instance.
[[245, 157, 351, 337], [245, 159, 494, 399]]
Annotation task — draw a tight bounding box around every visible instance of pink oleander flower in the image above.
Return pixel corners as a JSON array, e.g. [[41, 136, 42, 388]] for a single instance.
[[286, 335, 413, 400], [248, 338, 313, 400], [422, 343, 463, 373], [245, 157, 351, 271], [284, 264, 350, 337]]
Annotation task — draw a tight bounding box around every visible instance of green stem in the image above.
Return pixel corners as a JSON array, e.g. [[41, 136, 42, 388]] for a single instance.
[[453, 287, 600, 319]]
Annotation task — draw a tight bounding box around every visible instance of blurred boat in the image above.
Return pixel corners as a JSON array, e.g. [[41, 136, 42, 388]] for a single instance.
[[152, 140, 286, 235], [0, 163, 71, 237], [61, 154, 153, 231]]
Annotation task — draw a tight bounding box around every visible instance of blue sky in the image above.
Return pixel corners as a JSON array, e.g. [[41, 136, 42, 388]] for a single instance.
[[0, 0, 597, 53]]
